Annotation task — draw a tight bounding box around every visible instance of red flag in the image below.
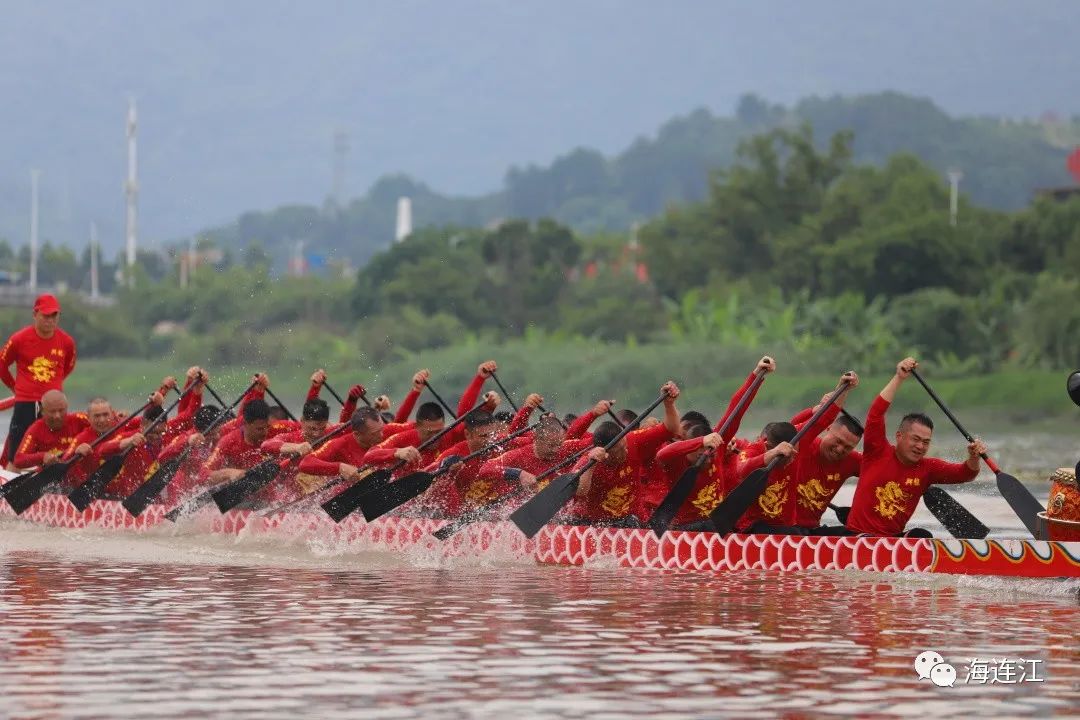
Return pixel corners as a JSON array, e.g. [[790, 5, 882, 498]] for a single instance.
[[1068, 147, 1080, 184]]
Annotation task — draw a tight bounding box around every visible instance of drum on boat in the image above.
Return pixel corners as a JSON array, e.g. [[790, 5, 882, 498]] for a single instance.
[[1043, 467, 1080, 541]]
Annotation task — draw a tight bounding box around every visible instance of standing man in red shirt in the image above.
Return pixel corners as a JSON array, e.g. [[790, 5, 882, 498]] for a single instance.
[[846, 357, 985, 537], [0, 294, 77, 467]]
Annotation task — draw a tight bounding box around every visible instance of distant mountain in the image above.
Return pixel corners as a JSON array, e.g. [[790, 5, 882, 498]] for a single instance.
[[1, 1, 1079, 252], [199, 92, 1079, 272]]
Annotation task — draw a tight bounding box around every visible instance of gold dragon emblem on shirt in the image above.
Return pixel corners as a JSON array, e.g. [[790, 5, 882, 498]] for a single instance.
[[757, 481, 786, 518], [465, 479, 497, 505], [874, 481, 910, 519], [601, 485, 632, 516], [691, 483, 722, 516], [27, 355, 58, 383], [797, 477, 831, 511]]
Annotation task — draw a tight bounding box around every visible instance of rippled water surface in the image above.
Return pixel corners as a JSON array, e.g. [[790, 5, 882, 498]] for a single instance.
[[0, 523, 1077, 719]]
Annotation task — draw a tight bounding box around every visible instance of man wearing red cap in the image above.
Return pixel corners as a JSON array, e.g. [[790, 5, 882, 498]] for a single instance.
[[0, 294, 77, 467]]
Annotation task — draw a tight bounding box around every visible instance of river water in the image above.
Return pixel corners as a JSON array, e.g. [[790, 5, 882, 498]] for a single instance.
[[1, 428, 1079, 718]]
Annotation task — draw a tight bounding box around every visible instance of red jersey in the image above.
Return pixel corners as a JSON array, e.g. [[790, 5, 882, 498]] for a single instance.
[[156, 430, 215, 506], [477, 439, 592, 485], [205, 428, 270, 473], [568, 423, 673, 522], [791, 439, 862, 528], [297, 433, 380, 476], [846, 396, 977, 536], [654, 438, 741, 525], [13, 413, 90, 469], [0, 326, 77, 401], [734, 405, 839, 530]]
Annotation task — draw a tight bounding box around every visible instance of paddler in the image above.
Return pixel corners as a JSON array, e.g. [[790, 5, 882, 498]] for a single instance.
[[12, 390, 91, 478], [566, 381, 682, 527], [0, 294, 78, 467], [295, 406, 387, 493], [791, 413, 863, 534], [845, 358, 986, 538]]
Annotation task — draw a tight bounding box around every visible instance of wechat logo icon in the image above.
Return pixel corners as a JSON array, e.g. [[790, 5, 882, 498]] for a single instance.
[[914, 650, 956, 688]]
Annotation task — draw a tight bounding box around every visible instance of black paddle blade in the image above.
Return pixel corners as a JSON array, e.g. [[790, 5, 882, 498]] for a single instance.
[[432, 491, 525, 541], [164, 489, 217, 523], [831, 504, 851, 525], [709, 466, 771, 535], [509, 472, 580, 539], [211, 460, 282, 513], [5, 463, 70, 515], [922, 486, 989, 539], [648, 461, 704, 538], [68, 454, 127, 512], [122, 455, 184, 517], [994, 472, 1046, 540], [321, 469, 391, 523], [358, 472, 435, 522], [0, 470, 39, 499]]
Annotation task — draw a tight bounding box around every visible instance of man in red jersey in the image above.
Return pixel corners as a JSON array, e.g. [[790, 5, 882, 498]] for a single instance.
[[731, 372, 858, 535], [403, 411, 502, 516], [846, 357, 985, 537], [0, 294, 78, 467], [792, 414, 864, 534], [295, 407, 388, 494], [202, 399, 273, 487], [566, 381, 682, 527], [478, 413, 593, 494], [12, 390, 90, 471], [363, 360, 500, 474]]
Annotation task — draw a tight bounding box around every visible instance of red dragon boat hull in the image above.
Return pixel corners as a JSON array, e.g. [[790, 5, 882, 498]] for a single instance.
[[2, 495, 1079, 579]]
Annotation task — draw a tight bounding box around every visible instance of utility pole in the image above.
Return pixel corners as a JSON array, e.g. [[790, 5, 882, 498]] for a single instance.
[[947, 169, 962, 227], [332, 130, 349, 207], [29, 169, 40, 292], [395, 197, 413, 243], [125, 97, 139, 284], [90, 222, 99, 299]]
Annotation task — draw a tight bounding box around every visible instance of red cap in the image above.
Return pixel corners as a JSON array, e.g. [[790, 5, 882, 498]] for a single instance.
[[33, 294, 61, 314]]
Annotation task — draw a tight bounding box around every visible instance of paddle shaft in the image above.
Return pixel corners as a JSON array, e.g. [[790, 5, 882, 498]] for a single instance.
[[431, 421, 540, 477], [263, 386, 297, 422], [648, 371, 766, 535], [489, 372, 519, 413], [322, 381, 346, 407], [68, 385, 199, 510], [909, 370, 999, 473], [709, 380, 851, 534], [422, 380, 457, 419]]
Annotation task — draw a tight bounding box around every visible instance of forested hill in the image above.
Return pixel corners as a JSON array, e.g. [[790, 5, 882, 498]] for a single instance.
[[199, 92, 1079, 271]]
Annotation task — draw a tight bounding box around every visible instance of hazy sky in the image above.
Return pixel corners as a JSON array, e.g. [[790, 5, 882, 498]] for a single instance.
[[0, 0, 1077, 247]]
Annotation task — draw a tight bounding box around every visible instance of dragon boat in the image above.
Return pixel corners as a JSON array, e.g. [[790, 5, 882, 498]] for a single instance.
[[2, 493, 1078, 579]]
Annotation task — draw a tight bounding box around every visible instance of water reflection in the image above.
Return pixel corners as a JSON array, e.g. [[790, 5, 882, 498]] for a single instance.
[[0, 541, 1077, 719]]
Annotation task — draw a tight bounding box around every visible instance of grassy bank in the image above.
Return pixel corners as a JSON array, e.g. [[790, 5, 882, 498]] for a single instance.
[[59, 343, 1078, 424]]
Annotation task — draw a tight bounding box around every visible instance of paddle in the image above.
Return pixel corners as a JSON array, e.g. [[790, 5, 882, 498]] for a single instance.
[[321, 399, 487, 522], [829, 503, 850, 525], [68, 385, 198, 511], [123, 381, 255, 518], [210, 422, 351, 512], [489, 372, 519, 413], [264, 386, 297, 422], [357, 421, 540, 522], [510, 391, 669, 539], [710, 380, 852, 535], [432, 446, 592, 541], [922, 485, 989, 539], [910, 369, 1043, 539], [4, 397, 157, 514], [322, 380, 373, 411], [422, 380, 458, 419], [648, 370, 767, 538]]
